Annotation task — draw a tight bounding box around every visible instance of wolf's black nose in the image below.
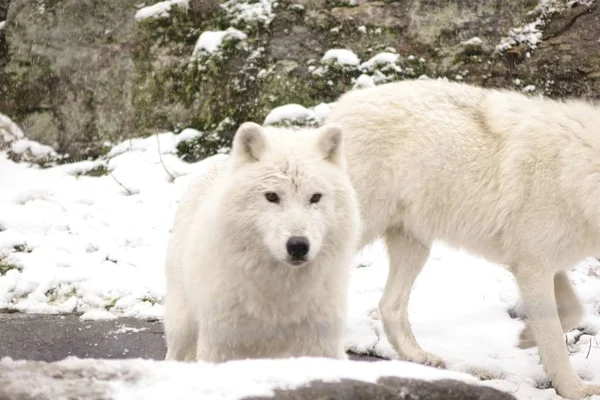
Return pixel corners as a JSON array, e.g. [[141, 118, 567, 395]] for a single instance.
[[286, 236, 310, 259]]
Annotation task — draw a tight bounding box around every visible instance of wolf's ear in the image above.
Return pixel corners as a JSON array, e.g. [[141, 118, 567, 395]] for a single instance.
[[232, 122, 267, 166], [317, 124, 344, 166]]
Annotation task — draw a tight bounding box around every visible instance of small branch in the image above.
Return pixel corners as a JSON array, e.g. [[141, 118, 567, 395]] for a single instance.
[[110, 172, 134, 196], [155, 134, 176, 182]]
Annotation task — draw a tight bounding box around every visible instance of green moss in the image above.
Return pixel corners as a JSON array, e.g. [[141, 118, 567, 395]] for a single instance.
[[135, 6, 210, 46], [141, 295, 159, 305], [221, 0, 275, 34], [132, 0, 432, 162], [132, 5, 227, 136], [79, 164, 109, 177], [104, 298, 118, 311], [287, 3, 305, 14], [6, 149, 58, 169], [133, 2, 265, 144], [45, 288, 58, 303], [325, 0, 357, 7], [404, 56, 428, 78], [0, 258, 20, 276], [306, 62, 359, 103], [268, 118, 320, 128], [176, 131, 230, 162], [453, 53, 483, 65]]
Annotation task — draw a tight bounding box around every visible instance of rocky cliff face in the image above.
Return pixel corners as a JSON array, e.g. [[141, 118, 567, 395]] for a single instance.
[[0, 0, 10, 80], [1, 0, 598, 161], [1, 0, 142, 159]]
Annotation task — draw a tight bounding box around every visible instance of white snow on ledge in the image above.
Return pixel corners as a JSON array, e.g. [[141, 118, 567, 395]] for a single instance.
[[222, 0, 276, 28], [135, 0, 189, 21], [262, 103, 334, 126], [0, 113, 25, 145], [322, 49, 361, 67], [354, 74, 376, 89], [10, 139, 56, 158], [0, 21, 5, 31], [264, 104, 317, 126], [360, 52, 400, 71], [192, 28, 247, 56], [0, 357, 487, 400], [495, 21, 542, 52]]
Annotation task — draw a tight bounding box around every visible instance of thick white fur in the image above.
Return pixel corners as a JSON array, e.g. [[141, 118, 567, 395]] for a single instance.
[[323, 79, 600, 399], [163, 123, 361, 363]]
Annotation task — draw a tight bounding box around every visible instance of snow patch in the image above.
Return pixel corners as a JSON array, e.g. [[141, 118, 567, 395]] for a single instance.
[[192, 27, 247, 56], [0, 21, 5, 31], [496, 0, 594, 53], [0, 113, 25, 148], [461, 37, 483, 47], [222, 0, 276, 28], [262, 103, 335, 127], [115, 357, 480, 399], [264, 104, 317, 126], [353, 74, 376, 89], [80, 309, 118, 321], [355, 52, 404, 85], [10, 139, 56, 158], [0, 357, 500, 400], [0, 133, 227, 316], [135, 0, 189, 21], [312, 103, 333, 121], [495, 21, 542, 52], [322, 49, 361, 67], [175, 128, 203, 145], [360, 52, 401, 71], [110, 325, 148, 334]]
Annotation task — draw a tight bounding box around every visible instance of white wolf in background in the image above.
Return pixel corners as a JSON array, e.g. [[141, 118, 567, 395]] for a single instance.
[[163, 122, 361, 363], [324, 79, 600, 399]]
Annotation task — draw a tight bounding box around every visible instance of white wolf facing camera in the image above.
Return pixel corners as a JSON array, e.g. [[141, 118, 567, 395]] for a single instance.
[[322, 79, 600, 400], [163, 122, 361, 363]]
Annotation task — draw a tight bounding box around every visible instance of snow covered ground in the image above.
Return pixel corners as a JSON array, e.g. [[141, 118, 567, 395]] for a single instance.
[[1, 356, 491, 400], [2, 131, 600, 399]]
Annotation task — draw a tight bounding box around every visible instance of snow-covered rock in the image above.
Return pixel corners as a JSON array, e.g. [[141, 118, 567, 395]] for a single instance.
[[135, 0, 189, 21], [0, 357, 516, 400]]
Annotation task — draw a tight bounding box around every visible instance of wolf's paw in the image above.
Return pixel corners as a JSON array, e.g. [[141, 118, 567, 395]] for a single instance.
[[557, 383, 600, 400], [402, 349, 446, 369], [583, 383, 600, 398], [422, 352, 446, 368]]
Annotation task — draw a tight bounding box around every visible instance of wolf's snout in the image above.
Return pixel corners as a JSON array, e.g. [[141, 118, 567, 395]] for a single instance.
[[286, 236, 310, 260]]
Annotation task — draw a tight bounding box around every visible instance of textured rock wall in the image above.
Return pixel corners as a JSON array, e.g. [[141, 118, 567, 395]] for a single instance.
[[0, 0, 11, 85], [1, 0, 598, 160], [1, 0, 141, 159]]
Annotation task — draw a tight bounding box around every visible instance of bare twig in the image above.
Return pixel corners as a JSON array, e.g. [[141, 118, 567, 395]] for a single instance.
[[155, 134, 176, 182], [110, 172, 134, 196], [587, 336, 593, 359]]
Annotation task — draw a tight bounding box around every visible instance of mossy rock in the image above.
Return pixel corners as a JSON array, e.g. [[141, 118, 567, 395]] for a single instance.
[[5, 0, 598, 162]]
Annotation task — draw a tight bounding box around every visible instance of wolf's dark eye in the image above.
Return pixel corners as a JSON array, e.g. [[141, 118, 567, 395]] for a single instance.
[[310, 193, 322, 204], [265, 192, 280, 203]]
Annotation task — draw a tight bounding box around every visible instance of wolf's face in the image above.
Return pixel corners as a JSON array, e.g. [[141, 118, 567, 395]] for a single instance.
[[225, 122, 352, 267], [248, 160, 337, 266]]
